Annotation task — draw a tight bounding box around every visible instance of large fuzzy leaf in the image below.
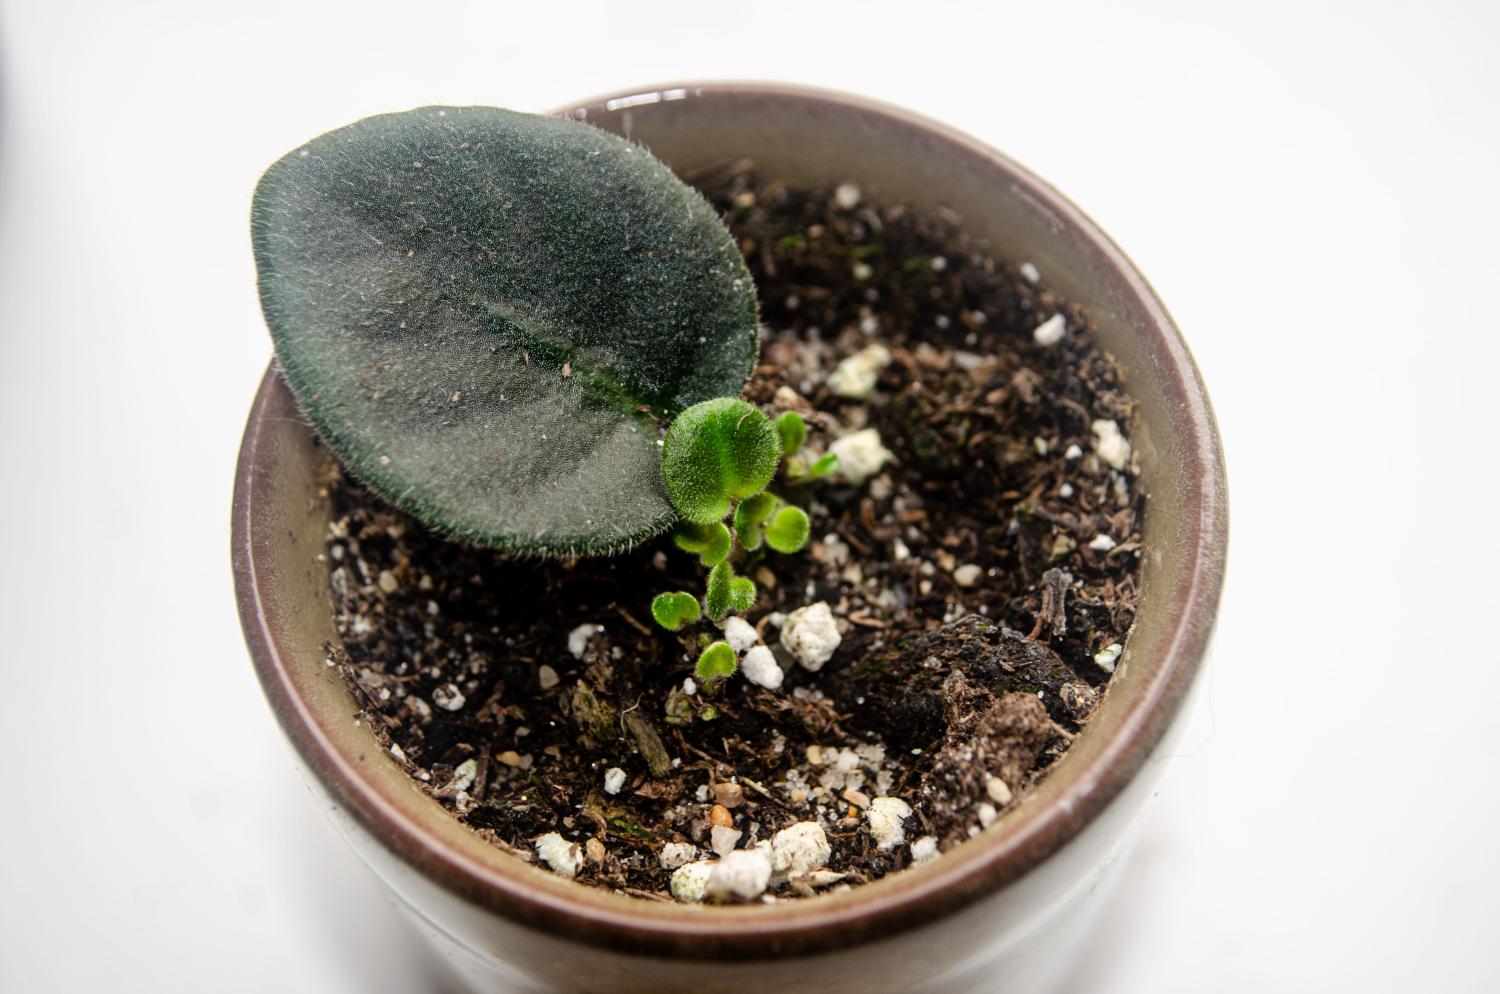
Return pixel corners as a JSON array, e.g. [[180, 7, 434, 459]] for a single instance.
[[252, 106, 759, 555]]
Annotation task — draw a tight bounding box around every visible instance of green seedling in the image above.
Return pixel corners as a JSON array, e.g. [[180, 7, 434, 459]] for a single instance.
[[775, 411, 806, 456], [661, 398, 782, 523], [673, 521, 731, 566], [705, 560, 757, 621], [696, 641, 738, 685], [650, 592, 701, 631]]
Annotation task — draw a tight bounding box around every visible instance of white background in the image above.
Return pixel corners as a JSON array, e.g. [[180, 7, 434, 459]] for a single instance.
[[2, 1, 1496, 991]]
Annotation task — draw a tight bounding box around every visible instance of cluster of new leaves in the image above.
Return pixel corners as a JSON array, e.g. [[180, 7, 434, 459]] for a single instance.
[[649, 399, 832, 687]]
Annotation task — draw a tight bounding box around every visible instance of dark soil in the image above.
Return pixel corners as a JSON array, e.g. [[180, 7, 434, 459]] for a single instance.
[[320, 165, 1144, 902]]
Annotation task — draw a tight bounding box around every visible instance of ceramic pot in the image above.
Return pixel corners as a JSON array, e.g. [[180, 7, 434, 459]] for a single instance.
[[233, 82, 1228, 994]]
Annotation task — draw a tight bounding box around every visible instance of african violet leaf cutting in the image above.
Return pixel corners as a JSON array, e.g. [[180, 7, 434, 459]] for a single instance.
[[252, 106, 759, 556]]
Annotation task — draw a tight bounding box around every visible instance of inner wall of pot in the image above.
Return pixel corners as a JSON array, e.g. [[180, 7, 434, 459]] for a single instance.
[[259, 85, 1206, 907]]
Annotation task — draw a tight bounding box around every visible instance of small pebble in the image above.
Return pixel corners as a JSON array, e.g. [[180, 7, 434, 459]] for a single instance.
[[1033, 314, 1066, 347], [660, 842, 699, 870], [497, 750, 523, 767], [985, 776, 1013, 805], [828, 428, 894, 485], [451, 758, 478, 793], [537, 665, 560, 690], [976, 803, 998, 828], [603, 767, 626, 795], [721, 616, 758, 653], [533, 833, 583, 878], [670, 860, 716, 902], [770, 821, 831, 876], [377, 570, 399, 594], [585, 838, 606, 864], [712, 782, 745, 809], [710, 825, 744, 858], [781, 602, 842, 671], [828, 344, 893, 399], [1091, 420, 1131, 471], [741, 644, 784, 690], [842, 788, 871, 809], [953, 564, 983, 588], [566, 623, 602, 658], [431, 683, 465, 711], [1094, 643, 1123, 674], [866, 796, 913, 850], [911, 836, 940, 862], [709, 803, 734, 827], [706, 848, 772, 901]]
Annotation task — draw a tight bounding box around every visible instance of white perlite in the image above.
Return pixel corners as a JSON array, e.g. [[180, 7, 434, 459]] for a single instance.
[[770, 821, 832, 877], [1019, 261, 1042, 284], [828, 343, 893, 398], [1088, 533, 1117, 552], [603, 767, 626, 795], [533, 833, 583, 878], [976, 803, 999, 828], [781, 602, 842, 671], [834, 182, 862, 210], [953, 564, 983, 588], [706, 848, 773, 901], [431, 683, 465, 711], [741, 644, 784, 690], [451, 758, 478, 793], [670, 860, 715, 902], [1033, 314, 1067, 347], [986, 776, 1014, 805], [659, 842, 699, 870], [721, 616, 758, 653], [828, 428, 893, 485], [911, 836, 940, 862], [567, 623, 602, 658], [1094, 643, 1123, 674], [710, 825, 743, 857], [866, 796, 913, 850], [1091, 419, 1131, 471]]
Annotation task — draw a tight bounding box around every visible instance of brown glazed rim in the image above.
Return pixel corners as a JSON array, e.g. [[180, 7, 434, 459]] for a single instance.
[[233, 81, 1228, 961]]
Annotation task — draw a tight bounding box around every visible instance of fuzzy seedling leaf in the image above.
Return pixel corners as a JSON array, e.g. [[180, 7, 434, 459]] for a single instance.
[[732, 492, 778, 551], [651, 591, 701, 631], [252, 107, 758, 556], [661, 398, 782, 524], [705, 560, 758, 621], [775, 411, 806, 457], [764, 505, 811, 553], [792, 455, 840, 482], [696, 641, 738, 685], [673, 521, 732, 567]]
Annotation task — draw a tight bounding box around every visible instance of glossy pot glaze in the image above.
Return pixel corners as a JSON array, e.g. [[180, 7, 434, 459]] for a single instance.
[[233, 83, 1228, 993]]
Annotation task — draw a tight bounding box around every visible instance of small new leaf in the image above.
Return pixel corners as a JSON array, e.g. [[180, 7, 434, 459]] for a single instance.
[[804, 453, 839, 481], [764, 505, 811, 553], [662, 398, 782, 524], [651, 591, 701, 631], [727, 576, 757, 614], [775, 411, 806, 457], [673, 520, 731, 566], [696, 641, 737, 685], [733, 492, 778, 551], [705, 560, 758, 621]]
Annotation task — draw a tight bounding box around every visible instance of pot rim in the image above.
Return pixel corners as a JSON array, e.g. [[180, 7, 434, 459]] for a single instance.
[[233, 80, 1228, 960]]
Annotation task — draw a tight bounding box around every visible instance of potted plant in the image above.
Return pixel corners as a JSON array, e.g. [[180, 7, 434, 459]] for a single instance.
[[234, 83, 1226, 993]]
